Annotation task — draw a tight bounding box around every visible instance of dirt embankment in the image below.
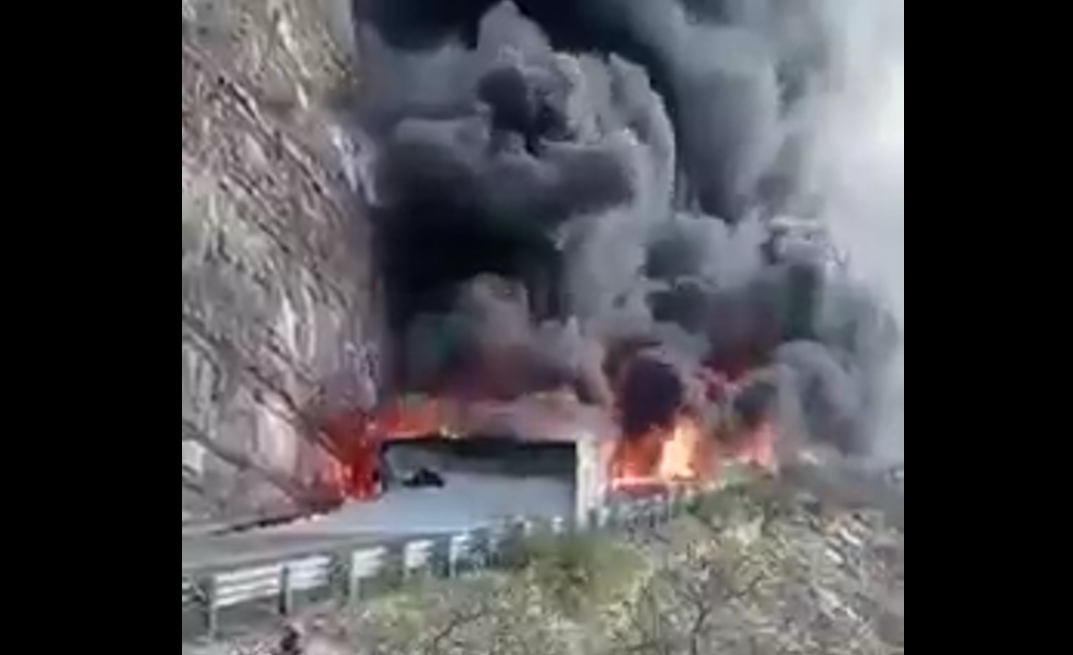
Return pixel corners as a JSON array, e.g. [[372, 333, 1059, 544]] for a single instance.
[[182, 0, 376, 525]]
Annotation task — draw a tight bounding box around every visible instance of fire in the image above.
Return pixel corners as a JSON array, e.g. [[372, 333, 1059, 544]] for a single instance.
[[608, 415, 711, 494], [727, 420, 778, 471], [368, 395, 459, 440], [608, 412, 777, 496], [320, 396, 461, 501], [659, 417, 713, 482], [606, 347, 779, 496], [319, 370, 780, 503]]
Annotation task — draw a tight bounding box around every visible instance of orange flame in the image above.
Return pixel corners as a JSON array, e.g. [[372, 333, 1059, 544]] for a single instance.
[[608, 414, 779, 496], [322, 389, 779, 503], [608, 415, 714, 495], [320, 396, 461, 501], [369, 396, 459, 441], [725, 420, 778, 472]]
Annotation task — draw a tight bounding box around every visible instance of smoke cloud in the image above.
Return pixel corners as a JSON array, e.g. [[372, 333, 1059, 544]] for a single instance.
[[806, 0, 904, 464], [352, 0, 903, 462]]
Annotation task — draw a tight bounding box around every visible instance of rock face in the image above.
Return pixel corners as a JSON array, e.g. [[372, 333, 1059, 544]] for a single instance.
[[182, 0, 375, 525]]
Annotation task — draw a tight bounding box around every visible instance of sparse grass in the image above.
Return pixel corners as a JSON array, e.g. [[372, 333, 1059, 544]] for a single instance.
[[515, 531, 650, 616]]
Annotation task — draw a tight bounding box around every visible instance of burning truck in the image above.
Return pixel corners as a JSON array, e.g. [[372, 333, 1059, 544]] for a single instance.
[[316, 390, 778, 530], [301, 0, 900, 529], [314, 243, 828, 526]]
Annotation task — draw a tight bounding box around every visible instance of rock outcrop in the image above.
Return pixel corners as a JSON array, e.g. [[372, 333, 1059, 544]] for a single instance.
[[182, 0, 375, 525]]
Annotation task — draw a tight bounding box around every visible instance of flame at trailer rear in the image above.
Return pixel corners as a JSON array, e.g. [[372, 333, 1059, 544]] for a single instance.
[[608, 410, 778, 497], [608, 415, 712, 494], [606, 344, 779, 495]]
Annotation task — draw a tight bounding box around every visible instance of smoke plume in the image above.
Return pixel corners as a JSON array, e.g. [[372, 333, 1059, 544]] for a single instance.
[[352, 0, 903, 461]]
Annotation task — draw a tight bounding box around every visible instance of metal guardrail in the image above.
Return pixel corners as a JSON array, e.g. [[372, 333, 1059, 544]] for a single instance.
[[182, 490, 700, 642]]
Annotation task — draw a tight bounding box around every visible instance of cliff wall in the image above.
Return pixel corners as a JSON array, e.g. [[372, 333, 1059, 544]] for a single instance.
[[181, 0, 374, 525]]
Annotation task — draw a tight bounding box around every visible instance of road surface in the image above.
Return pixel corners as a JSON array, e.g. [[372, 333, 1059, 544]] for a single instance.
[[183, 474, 574, 573]]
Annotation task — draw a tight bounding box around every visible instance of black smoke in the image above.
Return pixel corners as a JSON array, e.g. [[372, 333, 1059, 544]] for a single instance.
[[354, 0, 900, 457], [358, 0, 828, 220]]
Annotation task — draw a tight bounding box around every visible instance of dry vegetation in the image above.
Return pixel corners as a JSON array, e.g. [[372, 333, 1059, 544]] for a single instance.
[[190, 475, 904, 655]]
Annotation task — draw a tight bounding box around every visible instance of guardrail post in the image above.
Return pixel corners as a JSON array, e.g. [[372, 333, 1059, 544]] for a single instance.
[[279, 565, 295, 618], [348, 553, 365, 602], [435, 535, 456, 579], [684, 488, 702, 513], [498, 520, 527, 570], [670, 487, 687, 517], [332, 550, 357, 604], [383, 541, 408, 591], [590, 504, 612, 531], [469, 527, 493, 571], [639, 498, 654, 528], [664, 492, 677, 523], [201, 575, 219, 640], [655, 493, 667, 524], [617, 500, 636, 529], [452, 532, 473, 577]]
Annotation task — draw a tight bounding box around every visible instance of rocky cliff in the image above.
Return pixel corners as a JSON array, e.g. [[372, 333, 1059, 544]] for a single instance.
[[182, 0, 373, 526]]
